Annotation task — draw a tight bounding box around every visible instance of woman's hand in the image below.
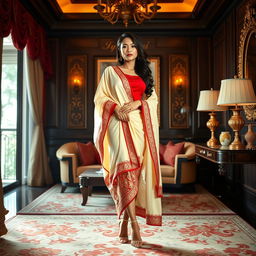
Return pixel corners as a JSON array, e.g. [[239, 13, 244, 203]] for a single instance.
[[120, 101, 141, 114], [114, 105, 129, 122]]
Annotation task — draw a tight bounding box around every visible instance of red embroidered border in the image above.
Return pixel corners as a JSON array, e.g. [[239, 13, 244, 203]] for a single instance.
[[97, 67, 162, 221], [108, 117, 141, 185], [96, 99, 140, 214], [112, 66, 133, 101], [96, 100, 116, 164], [110, 66, 143, 217], [136, 206, 162, 226], [141, 100, 163, 197]]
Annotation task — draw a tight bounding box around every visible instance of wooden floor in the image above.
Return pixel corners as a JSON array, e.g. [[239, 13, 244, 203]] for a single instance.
[[3, 185, 49, 220]]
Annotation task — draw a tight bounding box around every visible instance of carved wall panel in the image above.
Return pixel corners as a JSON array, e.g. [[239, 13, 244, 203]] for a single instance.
[[67, 55, 87, 129], [169, 55, 189, 128]]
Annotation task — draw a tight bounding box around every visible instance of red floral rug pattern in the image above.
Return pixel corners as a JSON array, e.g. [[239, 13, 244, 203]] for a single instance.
[[1, 215, 256, 256], [17, 184, 234, 215]]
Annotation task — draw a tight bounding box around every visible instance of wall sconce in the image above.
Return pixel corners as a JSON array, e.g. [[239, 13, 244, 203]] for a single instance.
[[174, 76, 184, 91], [72, 77, 82, 94], [197, 89, 227, 148]]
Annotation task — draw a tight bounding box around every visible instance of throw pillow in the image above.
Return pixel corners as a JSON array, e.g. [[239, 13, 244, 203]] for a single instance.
[[162, 141, 185, 166], [159, 141, 175, 164], [77, 142, 101, 166]]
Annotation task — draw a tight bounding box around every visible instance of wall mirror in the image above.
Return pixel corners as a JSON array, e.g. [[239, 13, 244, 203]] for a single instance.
[[238, 2, 256, 121]]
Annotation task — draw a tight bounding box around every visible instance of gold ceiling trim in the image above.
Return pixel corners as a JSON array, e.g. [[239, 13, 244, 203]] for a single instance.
[[56, 0, 198, 13]]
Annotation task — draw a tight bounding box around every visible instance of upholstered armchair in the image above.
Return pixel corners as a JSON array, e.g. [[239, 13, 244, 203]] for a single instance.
[[56, 142, 101, 193], [160, 142, 197, 187], [56, 141, 196, 193]]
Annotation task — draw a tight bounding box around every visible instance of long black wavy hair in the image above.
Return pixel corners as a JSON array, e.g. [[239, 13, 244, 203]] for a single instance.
[[116, 32, 154, 97]]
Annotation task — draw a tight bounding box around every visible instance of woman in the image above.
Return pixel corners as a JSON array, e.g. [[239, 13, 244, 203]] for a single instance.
[[94, 32, 162, 248]]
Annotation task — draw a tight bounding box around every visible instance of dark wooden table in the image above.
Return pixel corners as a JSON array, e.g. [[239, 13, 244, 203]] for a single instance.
[[79, 169, 106, 206], [195, 143, 256, 175]]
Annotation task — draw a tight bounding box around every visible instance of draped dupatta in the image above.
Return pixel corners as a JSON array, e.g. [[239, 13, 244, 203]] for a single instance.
[[94, 66, 162, 226]]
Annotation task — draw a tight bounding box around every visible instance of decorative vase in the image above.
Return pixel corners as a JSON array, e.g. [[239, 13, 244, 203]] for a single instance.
[[219, 131, 231, 149], [244, 124, 256, 150]]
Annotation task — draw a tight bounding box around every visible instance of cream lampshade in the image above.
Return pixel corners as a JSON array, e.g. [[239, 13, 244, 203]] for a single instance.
[[217, 78, 256, 150], [197, 89, 227, 148]]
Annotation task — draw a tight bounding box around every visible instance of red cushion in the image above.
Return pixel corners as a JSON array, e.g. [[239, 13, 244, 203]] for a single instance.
[[162, 141, 185, 166], [77, 142, 101, 166], [159, 141, 174, 164]]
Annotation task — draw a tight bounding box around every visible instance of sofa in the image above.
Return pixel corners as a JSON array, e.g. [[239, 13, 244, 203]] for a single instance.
[[56, 141, 196, 193]]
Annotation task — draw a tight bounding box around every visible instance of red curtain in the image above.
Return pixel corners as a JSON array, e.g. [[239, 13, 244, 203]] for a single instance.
[[0, 0, 12, 38], [0, 0, 52, 77]]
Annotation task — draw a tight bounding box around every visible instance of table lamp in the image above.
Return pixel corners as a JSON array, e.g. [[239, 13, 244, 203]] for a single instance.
[[217, 78, 256, 150], [197, 89, 227, 148]]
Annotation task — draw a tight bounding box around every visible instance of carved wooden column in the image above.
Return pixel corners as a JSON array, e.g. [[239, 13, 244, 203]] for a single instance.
[[0, 38, 8, 236]]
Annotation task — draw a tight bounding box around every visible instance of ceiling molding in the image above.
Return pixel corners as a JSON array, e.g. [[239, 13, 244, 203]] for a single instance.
[[70, 0, 184, 3], [20, 0, 241, 35]]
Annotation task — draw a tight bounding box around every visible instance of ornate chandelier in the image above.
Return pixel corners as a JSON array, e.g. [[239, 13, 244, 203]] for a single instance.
[[94, 0, 161, 27]]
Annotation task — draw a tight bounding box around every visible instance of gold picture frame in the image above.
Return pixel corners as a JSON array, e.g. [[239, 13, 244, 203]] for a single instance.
[[96, 57, 117, 85], [237, 2, 256, 121]]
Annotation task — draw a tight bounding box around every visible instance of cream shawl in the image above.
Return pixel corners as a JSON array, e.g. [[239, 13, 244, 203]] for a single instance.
[[94, 66, 162, 226]]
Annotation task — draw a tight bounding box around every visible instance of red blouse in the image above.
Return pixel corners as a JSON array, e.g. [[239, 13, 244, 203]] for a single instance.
[[124, 74, 146, 101]]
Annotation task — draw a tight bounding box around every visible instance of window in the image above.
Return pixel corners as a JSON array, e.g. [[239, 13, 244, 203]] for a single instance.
[[1, 36, 18, 187]]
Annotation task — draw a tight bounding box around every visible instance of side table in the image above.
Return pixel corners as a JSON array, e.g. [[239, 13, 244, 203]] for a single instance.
[[79, 169, 106, 206], [195, 143, 256, 175]]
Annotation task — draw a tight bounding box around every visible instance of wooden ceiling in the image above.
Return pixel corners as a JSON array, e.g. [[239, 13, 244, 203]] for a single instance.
[[57, 0, 198, 13], [20, 0, 240, 35]]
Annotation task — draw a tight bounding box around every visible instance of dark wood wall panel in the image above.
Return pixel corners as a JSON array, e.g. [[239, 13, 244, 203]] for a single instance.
[[195, 37, 212, 135], [213, 23, 226, 90], [225, 13, 236, 79]]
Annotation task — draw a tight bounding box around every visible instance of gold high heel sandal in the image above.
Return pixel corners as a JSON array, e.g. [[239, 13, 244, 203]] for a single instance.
[[130, 220, 143, 248], [119, 219, 129, 244]]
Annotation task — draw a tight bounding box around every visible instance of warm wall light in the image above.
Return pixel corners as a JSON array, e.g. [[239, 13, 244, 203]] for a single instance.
[[73, 78, 81, 86], [197, 89, 227, 148], [72, 77, 82, 93], [217, 78, 256, 150], [174, 77, 184, 90]]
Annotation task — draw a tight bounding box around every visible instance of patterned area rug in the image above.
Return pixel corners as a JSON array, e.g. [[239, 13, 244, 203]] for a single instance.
[[18, 184, 235, 215], [1, 215, 256, 255]]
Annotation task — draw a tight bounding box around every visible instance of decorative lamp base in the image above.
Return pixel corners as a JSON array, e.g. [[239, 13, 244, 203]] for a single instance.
[[207, 137, 220, 148], [206, 112, 220, 148], [229, 140, 245, 150], [228, 108, 245, 150]]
